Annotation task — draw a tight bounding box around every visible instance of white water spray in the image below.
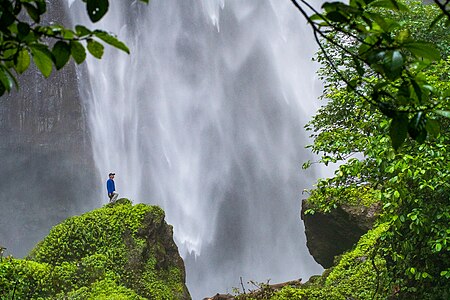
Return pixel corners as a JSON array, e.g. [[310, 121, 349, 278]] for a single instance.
[[68, 0, 323, 297]]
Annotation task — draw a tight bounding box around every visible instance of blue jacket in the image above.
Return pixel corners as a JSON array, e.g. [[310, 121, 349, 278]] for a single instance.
[[107, 179, 115, 194]]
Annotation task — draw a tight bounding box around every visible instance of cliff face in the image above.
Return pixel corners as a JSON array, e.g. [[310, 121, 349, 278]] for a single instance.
[[0, 0, 98, 257], [301, 200, 379, 268], [0, 199, 191, 299]]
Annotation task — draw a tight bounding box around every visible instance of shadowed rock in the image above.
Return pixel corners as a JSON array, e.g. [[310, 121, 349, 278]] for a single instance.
[[301, 200, 380, 268]]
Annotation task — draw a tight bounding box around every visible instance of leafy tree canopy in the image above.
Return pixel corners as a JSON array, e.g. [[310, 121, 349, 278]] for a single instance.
[[0, 0, 148, 96], [292, 0, 450, 149], [302, 1, 450, 298]]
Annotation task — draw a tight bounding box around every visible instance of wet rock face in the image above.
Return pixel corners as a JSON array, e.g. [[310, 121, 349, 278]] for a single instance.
[[135, 205, 191, 300], [0, 0, 98, 257], [301, 200, 380, 268]]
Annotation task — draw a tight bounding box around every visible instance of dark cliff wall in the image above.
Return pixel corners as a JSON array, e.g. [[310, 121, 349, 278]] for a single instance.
[[0, 0, 98, 257]]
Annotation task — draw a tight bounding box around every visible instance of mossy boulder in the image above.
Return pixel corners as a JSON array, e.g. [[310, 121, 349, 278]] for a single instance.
[[0, 198, 191, 299]]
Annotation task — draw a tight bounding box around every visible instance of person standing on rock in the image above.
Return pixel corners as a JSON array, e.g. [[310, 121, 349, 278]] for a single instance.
[[107, 173, 119, 203]]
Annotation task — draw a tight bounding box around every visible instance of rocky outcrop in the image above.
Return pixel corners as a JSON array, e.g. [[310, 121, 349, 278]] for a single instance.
[[1, 199, 191, 299], [301, 200, 380, 268]]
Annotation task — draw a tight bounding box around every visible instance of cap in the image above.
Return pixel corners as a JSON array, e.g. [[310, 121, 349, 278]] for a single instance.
[[109, 173, 115, 176]]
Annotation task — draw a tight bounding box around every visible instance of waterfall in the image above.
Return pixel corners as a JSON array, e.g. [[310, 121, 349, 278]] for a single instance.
[[67, 0, 323, 297]]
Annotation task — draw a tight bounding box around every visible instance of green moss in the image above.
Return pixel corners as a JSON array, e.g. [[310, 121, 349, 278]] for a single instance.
[[0, 257, 55, 298], [0, 199, 188, 299], [306, 186, 380, 214], [137, 256, 185, 299], [270, 224, 389, 300], [65, 278, 146, 300], [29, 199, 160, 265]]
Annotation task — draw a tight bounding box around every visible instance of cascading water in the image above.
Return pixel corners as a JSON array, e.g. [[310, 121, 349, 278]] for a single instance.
[[68, 0, 323, 298]]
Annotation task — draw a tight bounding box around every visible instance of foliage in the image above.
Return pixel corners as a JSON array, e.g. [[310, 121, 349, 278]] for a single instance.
[[293, 0, 450, 149], [302, 1, 450, 298], [0, 0, 148, 96], [29, 199, 158, 263], [233, 225, 389, 300], [0, 199, 187, 299], [65, 278, 146, 300], [0, 257, 54, 298]]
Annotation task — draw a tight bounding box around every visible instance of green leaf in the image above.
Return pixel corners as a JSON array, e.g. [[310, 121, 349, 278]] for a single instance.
[[0, 65, 14, 92], [322, 2, 341, 13], [442, 88, 450, 99], [0, 81, 5, 97], [326, 11, 348, 23], [17, 22, 31, 37], [75, 25, 92, 37], [435, 110, 450, 118], [2, 49, 16, 69], [403, 42, 441, 61], [302, 161, 312, 170], [94, 31, 130, 54], [70, 41, 86, 64], [425, 119, 440, 138], [396, 81, 410, 101], [393, 190, 400, 198], [410, 79, 423, 102], [52, 41, 71, 70], [390, 114, 408, 150], [23, 3, 41, 23], [13, 1, 22, 15], [87, 39, 104, 59], [396, 29, 410, 44], [0, 4, 15, 28], [48, 25, 64, 35], [408, 113, 427, 143], [62, 29, 75, 40], [385, 50, 403, 80], [367, 50, 386, 66], [369, 0, 407, 11], [15, 48, 30, 74], [377, 100, 397, 118], [36, 0, 47, 14], [31, 45, 53, 78], [86, 0, 109, 23], [309, 13, 326, 23], [353, 57, 364, 77], [3, 65, 18, 90], [366, 12, 398, 32]]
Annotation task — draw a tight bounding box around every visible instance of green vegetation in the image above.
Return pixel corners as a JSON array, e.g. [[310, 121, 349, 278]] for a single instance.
[[0, 199, 189, 299], [233, 1, 449, 298], [233, 225, 388, 299], [272, 225, 389, 300], [0, 0, 148, 96], [292, 0, 450, 149], [299, 1, 450, 298]]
